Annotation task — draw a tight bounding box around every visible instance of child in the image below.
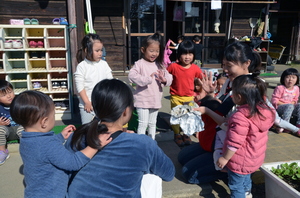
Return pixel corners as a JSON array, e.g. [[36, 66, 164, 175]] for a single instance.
[[214, 72, 228, 96], [128, 33, 172, 140], [271, 68, 300, 134], [192, 35, 203, 67], [168, 35, 185, 50], [74, 33, 113, 125], [167, 40, 203, 147], [194, 78, 207, 104], [66, 79, 175, 197], [10, 90, 111, 198], [198, 74, 275, 197], [0, 80, 23, 165]]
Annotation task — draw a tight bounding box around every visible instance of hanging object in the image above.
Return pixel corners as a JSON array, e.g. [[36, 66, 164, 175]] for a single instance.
[[85, 0, 95, 34], [249, 18, 258, 37]]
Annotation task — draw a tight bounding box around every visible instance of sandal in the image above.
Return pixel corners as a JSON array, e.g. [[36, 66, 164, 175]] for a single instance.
[[37, 41, 44, 48], [29, 41, 37, 48], [31, 18, 39, 25], [23, 18, 31, 25], [52, 18, 60, 25], [174, 134, 185, 147]]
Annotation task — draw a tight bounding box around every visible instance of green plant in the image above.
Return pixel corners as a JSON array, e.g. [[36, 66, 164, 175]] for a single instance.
[[271, 162, 300, 191]]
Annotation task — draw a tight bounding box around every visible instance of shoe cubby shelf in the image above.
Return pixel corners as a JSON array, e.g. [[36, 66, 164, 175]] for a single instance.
[[0, 25, 72, 120]]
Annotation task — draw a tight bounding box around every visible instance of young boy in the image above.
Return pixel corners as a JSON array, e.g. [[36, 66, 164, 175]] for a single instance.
[[192, 35, 203, 68], [0, 80, 23, 165]]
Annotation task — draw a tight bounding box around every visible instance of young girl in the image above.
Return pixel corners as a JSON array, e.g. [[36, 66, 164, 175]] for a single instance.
[[74, 33, 113, 125], [271, 68, 300, 134], [167, 40, 203, 146], [197, 74, 275, 197], [128, 33, 172, 140], [10, 90, 111, 198], [214, 72, 228, 96], [66, 79, 174, 197]]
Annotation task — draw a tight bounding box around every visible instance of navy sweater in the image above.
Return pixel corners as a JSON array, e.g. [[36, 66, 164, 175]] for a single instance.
[[20, 131, 90, 198]]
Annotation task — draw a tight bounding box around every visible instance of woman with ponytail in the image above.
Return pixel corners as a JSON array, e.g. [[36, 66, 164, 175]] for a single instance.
[[67, 79, 174, 198]]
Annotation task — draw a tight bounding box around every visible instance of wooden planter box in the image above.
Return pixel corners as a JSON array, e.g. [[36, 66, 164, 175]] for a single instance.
[[260, 161, 300, 198]]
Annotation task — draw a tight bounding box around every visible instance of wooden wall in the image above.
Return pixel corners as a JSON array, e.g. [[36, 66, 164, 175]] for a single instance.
[[0, 0, 67, 25]]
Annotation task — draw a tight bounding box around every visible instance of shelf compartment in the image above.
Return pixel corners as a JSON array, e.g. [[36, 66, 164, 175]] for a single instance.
[[6, 73, 28, 94], [47, 28, 65, 38], [2, 28, 23, 39], [27, 59, 47, 72], [47, 38, 66, 49], [52, 93, 69, 101], [4, 57, 26, 73], [25, 28, 44, 39], [25, 39, 45, 49], [5, 51, 25, 60], [48, 60, 67, 71], [30, 73, 48, 81], [50, 72, 68, 92]]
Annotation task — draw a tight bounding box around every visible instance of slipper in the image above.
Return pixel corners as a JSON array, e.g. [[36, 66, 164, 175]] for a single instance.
[[23, 18, 31, 25], [31, 18, 39, 25], [52, 18, 60, 25], [60, 17, 68, 25], [37, 41, 44, 48], [29, 41, 37, 48]]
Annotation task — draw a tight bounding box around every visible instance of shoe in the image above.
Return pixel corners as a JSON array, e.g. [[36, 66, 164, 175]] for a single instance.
[[12, 40, 23, 49], [30, 51, 38, 58], [245, 192, 253, 198], [54, 102, 61, 110], [60, 17, 68, 25], [52, 18, 60, 25], [276, 127, 284, 133], [182, 134, 192, 145], [60, 81, 67, 89], [0, 149, 10, 165], [174, 134, 185, 147], [29, 41, 37, 48], [261, 48, 267, 51], [23, 18, 31, 25], [31, 18, 39, 25], [38, 51, 45, 58], [33, 82, 41, 89], [60, 102, 68, 110], [4, 40, 13, 49], [52, 82, 60, 89], [37, 41, 44, 48]]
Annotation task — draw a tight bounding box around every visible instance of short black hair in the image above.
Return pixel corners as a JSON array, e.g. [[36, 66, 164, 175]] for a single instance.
[[0, 80, 13, 95], [176, 40, 195, 63], [280, 68, 299, 85]]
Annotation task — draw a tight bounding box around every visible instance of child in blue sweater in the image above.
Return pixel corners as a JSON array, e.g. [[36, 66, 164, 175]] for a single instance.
[[10, 90, 111, 198]]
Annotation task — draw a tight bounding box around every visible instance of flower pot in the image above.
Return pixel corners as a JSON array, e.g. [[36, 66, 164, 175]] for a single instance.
[[260, 160, 300, 198]]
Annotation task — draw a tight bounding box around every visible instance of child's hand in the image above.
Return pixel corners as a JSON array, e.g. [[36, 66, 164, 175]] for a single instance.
[[193, 106, 206, 114], [84, 101, 93, 113], [99, 133, 112, 148], [61, 125, 76, 139], [217, 156, 228, 169], [0, 116, 10, 126], [199, 71, 217, 94], [155, 70, 167, 84]]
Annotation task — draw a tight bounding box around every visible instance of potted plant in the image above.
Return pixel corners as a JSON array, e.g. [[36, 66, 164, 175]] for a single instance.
[[260, 160, 300, 198]]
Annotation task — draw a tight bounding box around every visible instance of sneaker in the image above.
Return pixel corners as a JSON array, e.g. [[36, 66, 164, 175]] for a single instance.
[[245, 191, 253, 198], [33, 82, 41, 89], [0, 149, 10, 165], [12, 40, 23, 49], [182, 134, 192, 145], [55, 102, 61, 110], [276, 127, 284, 133], [4, 40, 13, 49], [52, 81, 60, 89], [174, 134, 185, 147], [60, 81, 67, 89], [30, 51, 38, 58]]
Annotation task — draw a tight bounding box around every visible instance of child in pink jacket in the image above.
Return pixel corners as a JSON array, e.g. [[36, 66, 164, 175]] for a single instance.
[[196, 74, 275, 197]]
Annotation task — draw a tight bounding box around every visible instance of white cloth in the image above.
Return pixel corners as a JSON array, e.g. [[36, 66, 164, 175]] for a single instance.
[[140, 174, 162, 198], [170, 102, 205, 136], [211, 0, 222, 10], [74, 58, 113, 107]]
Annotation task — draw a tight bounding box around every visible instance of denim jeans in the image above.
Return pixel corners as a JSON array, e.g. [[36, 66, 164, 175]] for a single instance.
[[177, 143, 227, 184], [227, 169, 252, 198]]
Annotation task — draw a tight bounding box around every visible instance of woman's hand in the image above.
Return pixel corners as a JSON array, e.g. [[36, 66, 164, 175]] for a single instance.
[[99, 133, 112, 148], [84, 101, 93, 113], [199, 71, 217, 95], [61, 125, 76, 139], [0, 116, 10, 126]]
